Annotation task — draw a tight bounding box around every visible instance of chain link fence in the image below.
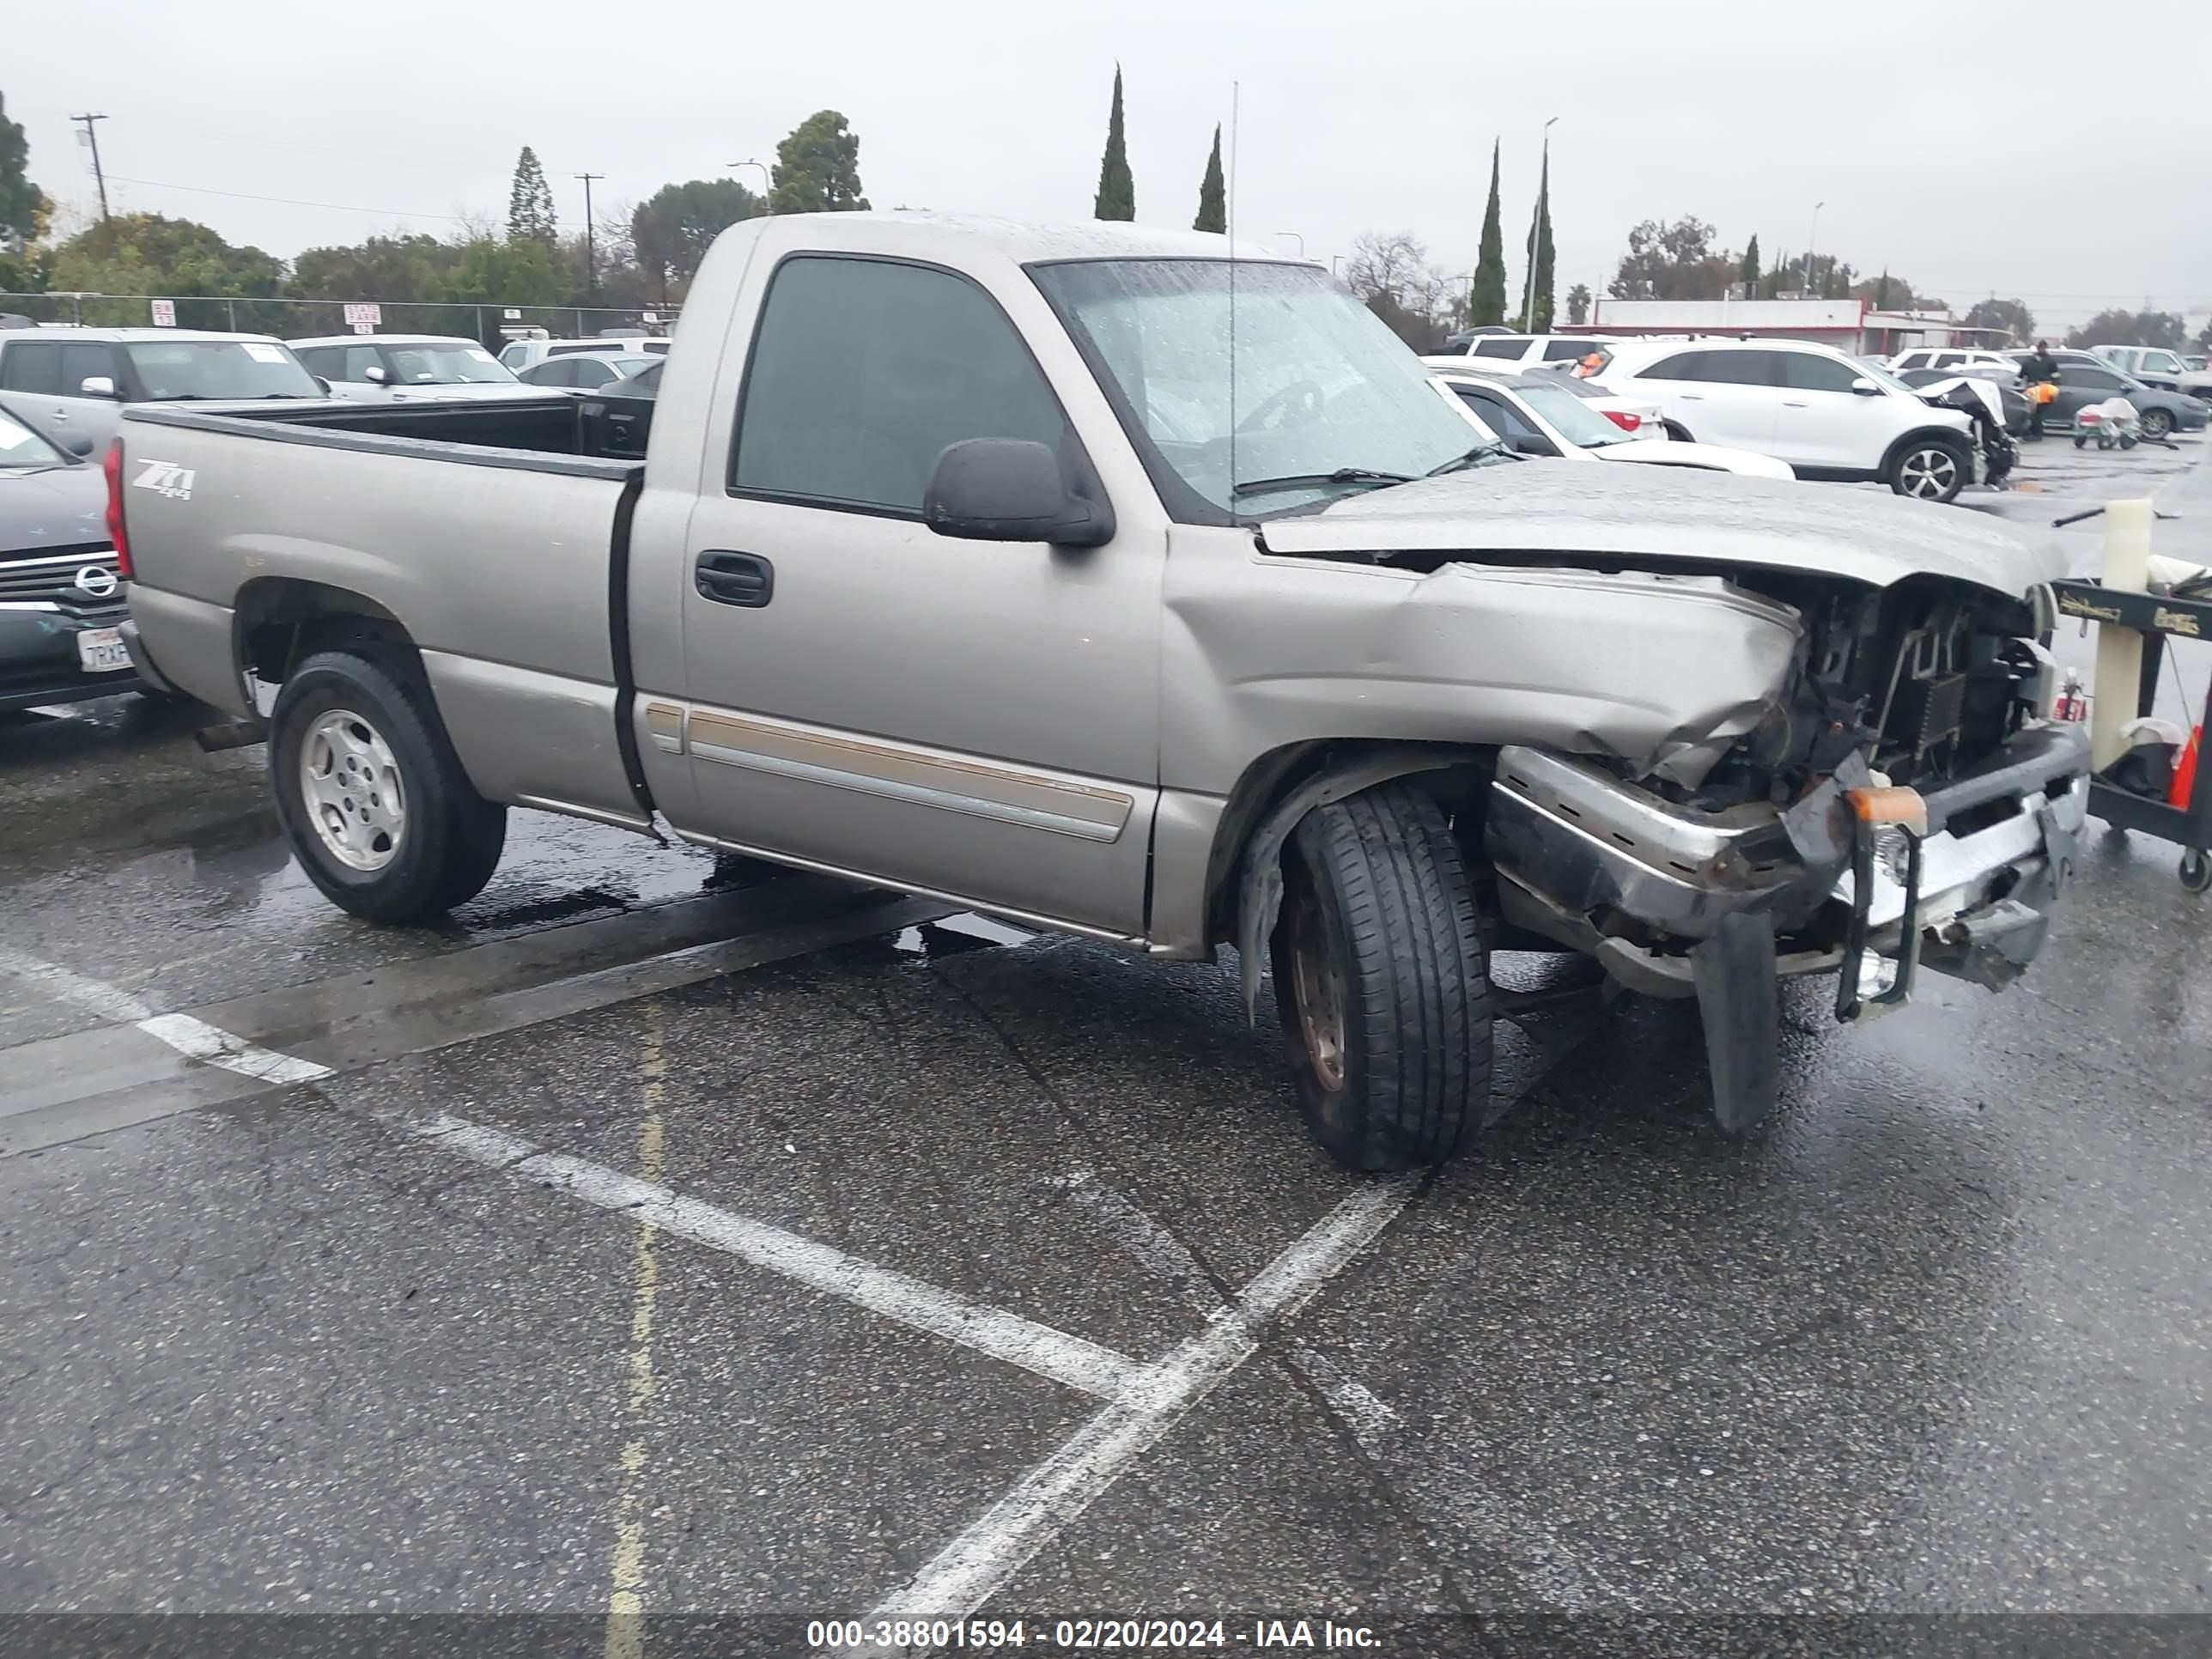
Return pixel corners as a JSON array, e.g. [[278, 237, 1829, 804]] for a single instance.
[[0, 292, 680, 348]]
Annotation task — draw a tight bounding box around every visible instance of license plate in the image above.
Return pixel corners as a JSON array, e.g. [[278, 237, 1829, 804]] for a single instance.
[[76, 627, 132, 673]]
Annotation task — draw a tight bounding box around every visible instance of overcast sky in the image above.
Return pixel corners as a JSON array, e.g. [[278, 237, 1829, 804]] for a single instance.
[[13, 0, 2211, 333]]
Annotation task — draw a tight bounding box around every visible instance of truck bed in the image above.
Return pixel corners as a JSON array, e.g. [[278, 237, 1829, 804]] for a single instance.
[[120, 398, 651, 833], [131, 395, 639, 477]]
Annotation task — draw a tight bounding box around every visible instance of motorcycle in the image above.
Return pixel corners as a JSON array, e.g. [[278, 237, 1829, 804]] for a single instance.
[[1917, 374, 2019, 488]]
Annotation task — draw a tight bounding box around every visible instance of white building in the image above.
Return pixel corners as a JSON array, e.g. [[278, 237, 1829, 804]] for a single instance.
[[1570, 297, 2010, 357]]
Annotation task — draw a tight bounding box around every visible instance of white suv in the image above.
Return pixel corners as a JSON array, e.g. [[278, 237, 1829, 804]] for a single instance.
[[1887, 347, 2020, 382], [1588, 338, 1978, 501], [1431, 331, 1613, 370]]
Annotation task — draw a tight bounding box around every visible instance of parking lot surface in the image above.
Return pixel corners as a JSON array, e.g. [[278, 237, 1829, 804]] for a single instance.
[[3, 446, 2209, 1656]]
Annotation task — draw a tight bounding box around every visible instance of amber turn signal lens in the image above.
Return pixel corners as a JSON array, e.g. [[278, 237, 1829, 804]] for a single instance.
[[1847, 786, 1928, 836]]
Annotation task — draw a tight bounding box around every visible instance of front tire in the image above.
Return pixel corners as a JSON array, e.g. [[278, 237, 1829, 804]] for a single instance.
[[270, 647, 507, 923], [2141, 409, 2174, 440], [1271, 782, 1493, 1170], [1887, 436, 1970, 502]]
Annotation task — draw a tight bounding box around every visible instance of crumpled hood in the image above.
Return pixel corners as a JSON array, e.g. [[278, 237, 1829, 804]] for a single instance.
[[1257, 463, 2068, 599]]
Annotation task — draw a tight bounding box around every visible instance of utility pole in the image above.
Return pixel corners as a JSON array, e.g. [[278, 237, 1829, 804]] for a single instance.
[[72, 113, 110, 222], [574, 172, 604, 301], [1806, 201, 1825, 297]]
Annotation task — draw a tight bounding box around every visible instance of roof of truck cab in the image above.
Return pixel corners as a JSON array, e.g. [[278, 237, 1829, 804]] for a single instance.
[[5, 326, 289, 343], [721, 210, 1294, 266]]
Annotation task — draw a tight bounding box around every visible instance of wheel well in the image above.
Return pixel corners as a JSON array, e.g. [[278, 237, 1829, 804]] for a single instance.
[[234, 578, 418, 690], [1200, 739, 1488, 943], [1662, 419, 1694, 442], [1881, 426, 1971, 474]]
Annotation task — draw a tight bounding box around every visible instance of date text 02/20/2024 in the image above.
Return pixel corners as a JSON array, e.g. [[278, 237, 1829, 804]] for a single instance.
[[805, 1618, 1382, 1650]]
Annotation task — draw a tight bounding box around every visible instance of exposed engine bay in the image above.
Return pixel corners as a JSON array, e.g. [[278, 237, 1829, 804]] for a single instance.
[[1237, 463, 2089, 1133], [1664, 569, 2053, 805]]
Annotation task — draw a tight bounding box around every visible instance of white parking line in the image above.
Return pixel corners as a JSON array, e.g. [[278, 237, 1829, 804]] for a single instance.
[[396, 1110, 1146, 1402], [859, 1175, 1419, 1627], [1066, 1167, 1399, 1430], [0, 942, 1144, 1403], [0, 944, 334, 1086]]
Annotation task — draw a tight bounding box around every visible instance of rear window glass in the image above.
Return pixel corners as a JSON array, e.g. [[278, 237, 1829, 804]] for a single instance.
[[1472, 338, 1525, 359]]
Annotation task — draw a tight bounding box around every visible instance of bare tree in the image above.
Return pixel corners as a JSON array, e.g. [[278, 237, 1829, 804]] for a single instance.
[[1345, 230, 1455, 351], [1342, 231, 1429, 307]]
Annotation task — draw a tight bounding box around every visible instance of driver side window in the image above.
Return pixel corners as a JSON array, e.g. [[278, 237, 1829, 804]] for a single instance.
[[732, 255, 1067, 516]]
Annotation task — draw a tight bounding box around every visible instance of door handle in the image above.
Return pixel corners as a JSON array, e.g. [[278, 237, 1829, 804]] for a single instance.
[[695, 550, 774, 608], [1679, 393, 1704, 401], [1782, 400, 1810, 408]]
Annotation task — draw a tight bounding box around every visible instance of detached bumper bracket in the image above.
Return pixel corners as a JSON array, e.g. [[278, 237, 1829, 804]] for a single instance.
[[1691, 909, 1781, 1133], [1835, 819, 1923, 1023]]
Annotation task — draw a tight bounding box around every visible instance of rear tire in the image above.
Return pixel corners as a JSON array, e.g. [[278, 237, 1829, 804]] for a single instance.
[[270, 647, 506, 923], [1271, 782, 1493, 1170], [1887, 436, 1970, 502]]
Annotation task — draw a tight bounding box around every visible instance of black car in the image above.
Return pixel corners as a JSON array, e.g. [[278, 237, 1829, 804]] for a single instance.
[[580, 360, 662, 460], [0, 398, 143, 711], [2004, 351, 2209, 439]]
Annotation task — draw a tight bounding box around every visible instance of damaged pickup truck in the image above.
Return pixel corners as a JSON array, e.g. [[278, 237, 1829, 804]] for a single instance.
[[112, 214, 2086, 1168]]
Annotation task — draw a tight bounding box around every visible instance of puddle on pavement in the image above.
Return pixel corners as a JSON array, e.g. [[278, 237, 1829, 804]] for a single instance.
[[891, 914, 1037, 958]]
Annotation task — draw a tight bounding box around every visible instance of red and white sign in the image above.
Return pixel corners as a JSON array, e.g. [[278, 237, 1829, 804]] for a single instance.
[[343, 301, 382, 329], [149, 299, 176, 327]]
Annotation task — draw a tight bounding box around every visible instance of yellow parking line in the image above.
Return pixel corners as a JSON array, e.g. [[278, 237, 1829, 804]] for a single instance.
[[605, 1003, 669, 1659]]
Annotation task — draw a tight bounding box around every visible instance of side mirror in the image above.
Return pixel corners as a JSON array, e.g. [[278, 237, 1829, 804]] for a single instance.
[[1850, 376, 1882, 396], [58, 431, 95, 458], [363, 365, 388, 384], [78, 375, 118, 398], [1505, 433, 1556, 457], [923, 438, 1114, 548]]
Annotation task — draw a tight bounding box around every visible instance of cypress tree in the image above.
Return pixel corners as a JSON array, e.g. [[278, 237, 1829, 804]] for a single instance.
[[1094, 67, 1135, 222], [1193, 125, 1225, 234], [1740, 235, 1760, 290], [1528, 149, 1554, 331], [1469, 139, 1506, 326]]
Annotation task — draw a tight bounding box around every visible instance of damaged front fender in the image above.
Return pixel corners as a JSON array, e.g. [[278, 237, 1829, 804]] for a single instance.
[[1169, 556, 1805, 794]]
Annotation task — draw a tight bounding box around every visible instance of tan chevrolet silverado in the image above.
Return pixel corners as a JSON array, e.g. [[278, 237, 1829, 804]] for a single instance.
[[112, 214, 2087, 1168]]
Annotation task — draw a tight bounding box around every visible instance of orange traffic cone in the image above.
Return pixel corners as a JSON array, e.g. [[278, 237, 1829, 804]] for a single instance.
[[2172, 725, 2202, 809]]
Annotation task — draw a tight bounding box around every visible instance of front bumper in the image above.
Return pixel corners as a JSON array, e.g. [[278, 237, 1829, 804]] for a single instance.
[[0, 603, 143, 712], [1486, 720, 2090, 1002]]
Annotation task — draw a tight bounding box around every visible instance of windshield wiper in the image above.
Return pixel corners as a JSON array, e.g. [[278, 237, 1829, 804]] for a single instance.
[[1232, 466, 1413, 499], [1425, 441, 1519, 476]]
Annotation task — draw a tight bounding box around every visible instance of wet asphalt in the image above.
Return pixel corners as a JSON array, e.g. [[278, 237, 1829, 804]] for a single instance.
[[1, 441, 2209, 1658]]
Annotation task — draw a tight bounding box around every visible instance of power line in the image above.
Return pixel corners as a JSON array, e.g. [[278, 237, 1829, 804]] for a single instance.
[[104, 174, 471, 225]]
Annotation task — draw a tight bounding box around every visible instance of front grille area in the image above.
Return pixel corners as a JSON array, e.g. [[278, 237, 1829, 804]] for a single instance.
[[0, 545, 121, 613]]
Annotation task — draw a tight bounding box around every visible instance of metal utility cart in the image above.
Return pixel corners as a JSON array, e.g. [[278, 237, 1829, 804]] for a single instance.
[[2050, 575, 2212, 892]]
